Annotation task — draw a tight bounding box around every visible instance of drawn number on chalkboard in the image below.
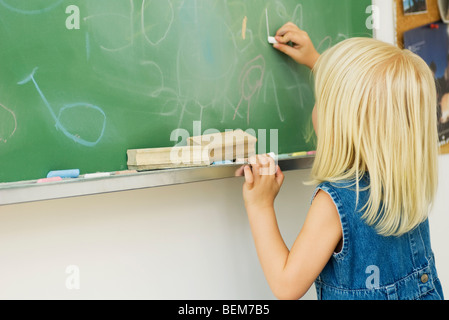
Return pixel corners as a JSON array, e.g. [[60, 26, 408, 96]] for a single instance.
[[17, 68, 106, 147], [66, 5, 80, 30]]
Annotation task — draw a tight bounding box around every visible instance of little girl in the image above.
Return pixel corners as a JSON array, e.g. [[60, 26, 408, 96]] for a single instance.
[[237, 22, 444, 300]]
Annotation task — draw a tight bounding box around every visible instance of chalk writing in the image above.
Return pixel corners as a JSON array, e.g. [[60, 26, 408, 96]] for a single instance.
[[17, 68, 106, 147]]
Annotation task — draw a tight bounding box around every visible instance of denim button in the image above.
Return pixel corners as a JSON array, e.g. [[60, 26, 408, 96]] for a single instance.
[[421, 274, 429, 283]]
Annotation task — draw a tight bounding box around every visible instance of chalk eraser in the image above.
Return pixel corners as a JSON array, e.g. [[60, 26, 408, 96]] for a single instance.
[[37, 176, 63, 183], [268, 36, 278, 44], [47, 169, 80, 179]]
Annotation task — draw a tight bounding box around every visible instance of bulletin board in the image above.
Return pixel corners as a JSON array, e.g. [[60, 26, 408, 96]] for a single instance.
[[396, 0, 441, 47], [397, 0, 449, 154]]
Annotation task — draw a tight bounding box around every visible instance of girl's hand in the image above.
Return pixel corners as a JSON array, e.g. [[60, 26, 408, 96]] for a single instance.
[[273, 22, 320, 69], [240, 155, 284, 211]]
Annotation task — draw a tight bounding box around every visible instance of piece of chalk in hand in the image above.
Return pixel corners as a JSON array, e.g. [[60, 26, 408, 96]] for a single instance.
[[268, 36, 278, 44]]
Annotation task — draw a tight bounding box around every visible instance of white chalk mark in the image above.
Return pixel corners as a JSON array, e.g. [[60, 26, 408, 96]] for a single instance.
[[17, 67, 106, 147], [141, 0, 174, 46], [0, 102, 17, 143], [233, 55, 266, 125], [0, 0, 62, 15], [292, 4, 303, 29], [263, 72, 284, 122], [275, 1, 288, 19], [265, 8, 270, 37], [141, 60, 165, 98], [265, 8, 278, 44], [83, 0, 134, 52], [317, 36, 332, 52], [336, 33, 349, 42]]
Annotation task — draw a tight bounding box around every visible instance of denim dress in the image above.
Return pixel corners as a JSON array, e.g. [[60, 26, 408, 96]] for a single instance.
[[312, 176, 444, 300]]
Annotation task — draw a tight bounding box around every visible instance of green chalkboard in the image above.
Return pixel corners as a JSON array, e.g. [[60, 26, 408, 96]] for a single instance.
[[0, 0, 372, 183]]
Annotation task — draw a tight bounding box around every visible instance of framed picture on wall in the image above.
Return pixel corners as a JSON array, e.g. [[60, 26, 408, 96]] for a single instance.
[[404, 21, 449, 154], [403, 0, 428, 15]]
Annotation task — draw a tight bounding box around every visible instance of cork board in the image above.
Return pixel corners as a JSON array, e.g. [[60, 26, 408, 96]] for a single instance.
[[396, 0, 441, 48]]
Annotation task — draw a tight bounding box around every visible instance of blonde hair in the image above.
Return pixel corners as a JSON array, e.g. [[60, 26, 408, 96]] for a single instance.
[[311, 37, 439, 236]]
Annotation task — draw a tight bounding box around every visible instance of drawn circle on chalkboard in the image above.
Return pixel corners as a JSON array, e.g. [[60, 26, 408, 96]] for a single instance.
[[0, 0, 63, 14], [56, 103, 106, 147], [141, 0, 174, 46]]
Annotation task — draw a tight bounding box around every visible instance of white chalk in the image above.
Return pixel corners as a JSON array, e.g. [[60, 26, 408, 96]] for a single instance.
[[266, 9, 278, 45], [83, 172, 111, 179], [268, 36, 278, 44]]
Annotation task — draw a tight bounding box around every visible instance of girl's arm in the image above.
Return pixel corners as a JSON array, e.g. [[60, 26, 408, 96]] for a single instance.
[[273, 22, 320, 69], [241, 155, 342, 300], [237, 23, 334, 299]]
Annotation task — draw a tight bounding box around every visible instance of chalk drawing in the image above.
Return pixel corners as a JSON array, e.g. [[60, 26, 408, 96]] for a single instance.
[[234, 28, 254, 53], [17, 68, 106, 147], [274, 1, 288, 19], [233, 55, 266, 125], [140, 60, 165, 98], [84, 0, 134, 52], [335, 33, 349, 42], [0, 102, 17, 143], [141, 0, 174, 46], [317, 36, 332, 52], [317, 33, 349, 52], [291, 4, 303, 29], [263, 72, 284, 122], [0, 0, 62, 15]]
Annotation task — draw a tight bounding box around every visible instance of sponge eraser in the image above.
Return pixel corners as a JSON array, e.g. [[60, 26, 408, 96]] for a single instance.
[[47, 169, 80, 179]]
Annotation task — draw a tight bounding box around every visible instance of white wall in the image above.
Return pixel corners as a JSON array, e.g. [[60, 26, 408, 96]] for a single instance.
[[430, 154, 449, 297], [0, 169, 317, 300], [372, 0, 397, 45], [1, 155, 447, 300]]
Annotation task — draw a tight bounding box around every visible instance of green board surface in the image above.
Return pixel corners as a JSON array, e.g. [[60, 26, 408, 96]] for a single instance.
[[0, 0, 372, 183]]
